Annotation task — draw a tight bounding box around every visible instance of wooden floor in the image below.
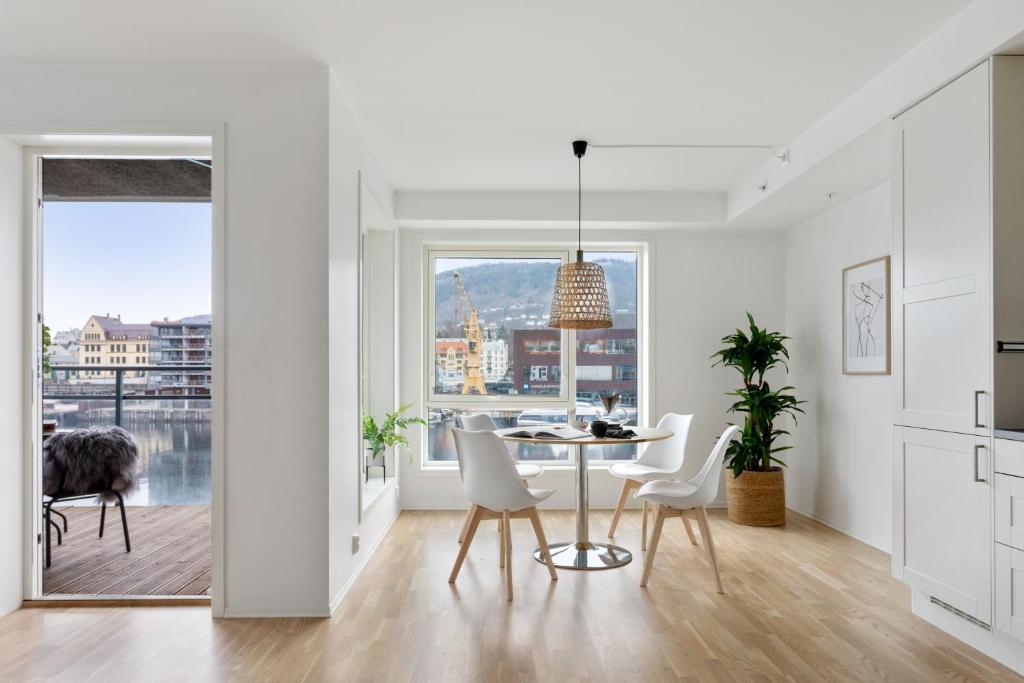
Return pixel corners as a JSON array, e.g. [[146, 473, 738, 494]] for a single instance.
[[42, 505, 211, 596], [3, 509, 1021, 681]]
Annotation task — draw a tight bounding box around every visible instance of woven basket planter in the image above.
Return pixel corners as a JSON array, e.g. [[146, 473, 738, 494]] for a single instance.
[[725, 468, 785, 527]]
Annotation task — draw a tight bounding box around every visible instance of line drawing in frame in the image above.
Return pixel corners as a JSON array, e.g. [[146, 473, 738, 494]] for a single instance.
[[843, 255, 891, 375]]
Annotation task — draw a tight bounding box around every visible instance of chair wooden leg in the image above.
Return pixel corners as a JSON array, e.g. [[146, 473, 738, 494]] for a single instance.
[[449, 506, 483, 583], [608, 479, 635, 538], [694, 507, 724, 594], [640, 506, 666, 587], [503, 510, 513, 601], [99, 501, 107, 538], [499, 516, 505, 568], [457, 505, 476, 544], [682, 510, 698, 545], [527, 508, 557, 581], [641, 499, 649, 551]]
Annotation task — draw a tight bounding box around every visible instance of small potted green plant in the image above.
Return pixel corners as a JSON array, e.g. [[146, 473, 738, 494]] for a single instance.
[[712, 313, 804, 526], [361, 403, 426, 480]]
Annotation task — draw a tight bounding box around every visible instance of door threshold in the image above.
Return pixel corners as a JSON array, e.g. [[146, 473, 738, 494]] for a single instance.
[[24, 596, 210, 608]]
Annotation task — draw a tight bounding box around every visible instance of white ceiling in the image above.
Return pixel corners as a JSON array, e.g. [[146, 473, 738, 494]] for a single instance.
[[0, 0, 972, 192]]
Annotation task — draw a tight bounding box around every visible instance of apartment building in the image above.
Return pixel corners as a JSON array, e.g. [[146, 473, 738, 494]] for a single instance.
[[152, 315, 212, 394], [77, 315, 154, 380]]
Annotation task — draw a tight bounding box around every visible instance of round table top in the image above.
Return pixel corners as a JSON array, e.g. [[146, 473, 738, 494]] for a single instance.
[[494, 425, 673, 446]]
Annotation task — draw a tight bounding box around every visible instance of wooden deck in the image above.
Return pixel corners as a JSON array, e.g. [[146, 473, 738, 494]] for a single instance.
[[42, 504, 211, 596]]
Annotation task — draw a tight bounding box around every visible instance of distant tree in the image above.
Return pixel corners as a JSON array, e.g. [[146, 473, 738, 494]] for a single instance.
[[42, 323, 52, 375]]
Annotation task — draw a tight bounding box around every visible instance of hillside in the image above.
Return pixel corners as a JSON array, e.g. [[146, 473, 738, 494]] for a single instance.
[[435, 258, 636, 335]]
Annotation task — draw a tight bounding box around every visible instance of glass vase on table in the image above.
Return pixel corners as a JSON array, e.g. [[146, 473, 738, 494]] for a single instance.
[[599, 392, 625, 425]]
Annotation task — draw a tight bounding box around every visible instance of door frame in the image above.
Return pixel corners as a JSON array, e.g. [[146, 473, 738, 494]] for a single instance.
[[2, 121, 226, 615]]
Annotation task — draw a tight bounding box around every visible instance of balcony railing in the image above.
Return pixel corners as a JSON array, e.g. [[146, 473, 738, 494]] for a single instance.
[[44, 365, 211, 426]]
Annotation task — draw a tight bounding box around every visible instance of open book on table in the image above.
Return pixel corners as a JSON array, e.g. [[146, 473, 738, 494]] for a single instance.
[[503, 425, 591, 440]]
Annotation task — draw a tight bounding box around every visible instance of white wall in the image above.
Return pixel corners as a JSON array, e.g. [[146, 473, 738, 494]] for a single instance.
[[0, 64, 395, 617], [397, 227, 786, 510], [784, 183, 893, 551], [0, 137, 23, 615], [327, 74, 401, 609]]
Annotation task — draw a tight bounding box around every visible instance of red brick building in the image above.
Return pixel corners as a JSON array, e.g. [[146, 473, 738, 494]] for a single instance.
[[510, 328, 637, 402]]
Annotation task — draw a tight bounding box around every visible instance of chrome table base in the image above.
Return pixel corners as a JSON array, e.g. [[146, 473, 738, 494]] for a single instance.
[[533, 442, 633, 570], [534, 541, 632, 570]]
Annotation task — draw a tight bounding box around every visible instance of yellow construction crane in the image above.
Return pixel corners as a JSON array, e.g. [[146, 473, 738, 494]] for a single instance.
[[453, 272, 487, 395]]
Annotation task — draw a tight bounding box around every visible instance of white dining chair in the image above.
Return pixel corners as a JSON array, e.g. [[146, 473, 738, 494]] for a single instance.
[[607, 413, 694, 551], [636, 425, 740, 593], [448, 428, 558, 600], [455, 413, 543, 545]]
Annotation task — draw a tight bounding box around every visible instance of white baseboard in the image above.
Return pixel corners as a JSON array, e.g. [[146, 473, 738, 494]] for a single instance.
[[785, 503, 889, 554], [223, 606, 332, 618], [398, 502, 728, 511], [328, 505, 402, 615]]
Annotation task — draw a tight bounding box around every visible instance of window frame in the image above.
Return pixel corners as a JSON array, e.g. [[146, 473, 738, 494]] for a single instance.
[[422, 243, 647, 467]]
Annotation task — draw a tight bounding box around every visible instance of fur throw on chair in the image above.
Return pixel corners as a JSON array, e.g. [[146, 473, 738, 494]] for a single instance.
[[43, 426, 140, 502]]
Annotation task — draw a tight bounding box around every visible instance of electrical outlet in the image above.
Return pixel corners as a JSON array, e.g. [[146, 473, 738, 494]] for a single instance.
[[352, 534, 360, 554]]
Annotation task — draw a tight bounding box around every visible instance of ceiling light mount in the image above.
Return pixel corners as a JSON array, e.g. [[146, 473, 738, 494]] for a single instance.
[[548, 139, 613, 330]]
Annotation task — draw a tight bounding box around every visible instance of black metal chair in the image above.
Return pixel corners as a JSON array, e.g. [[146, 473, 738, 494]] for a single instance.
[[43, 491, 131, 568]]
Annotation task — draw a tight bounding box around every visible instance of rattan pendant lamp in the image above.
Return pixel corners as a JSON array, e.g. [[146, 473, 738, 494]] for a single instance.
[[548, 140, 613, 329]]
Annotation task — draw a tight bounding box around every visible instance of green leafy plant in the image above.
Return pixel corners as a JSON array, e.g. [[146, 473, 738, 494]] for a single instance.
[[362, 403, 427, 464], [712, 313, 804, 477], [42, 323, 52, 375]]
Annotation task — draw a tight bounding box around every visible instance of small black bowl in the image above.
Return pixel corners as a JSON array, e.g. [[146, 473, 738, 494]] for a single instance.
[[590, 420, 609, 437]]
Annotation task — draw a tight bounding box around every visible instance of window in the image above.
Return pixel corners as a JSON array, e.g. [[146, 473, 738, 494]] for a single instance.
[[425, 248, 643, 464], [430, 254, 564, 397], [525, 339, 560, 353]]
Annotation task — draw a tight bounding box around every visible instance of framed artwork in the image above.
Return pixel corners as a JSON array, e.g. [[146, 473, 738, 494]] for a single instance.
[[843, 255, 890, 375]]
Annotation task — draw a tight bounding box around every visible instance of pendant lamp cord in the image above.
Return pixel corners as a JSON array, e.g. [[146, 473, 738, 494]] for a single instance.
[[578, 155, 582, 253]]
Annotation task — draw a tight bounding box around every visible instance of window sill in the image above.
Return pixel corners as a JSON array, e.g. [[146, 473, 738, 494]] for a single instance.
[[416, 462, 625, 476]]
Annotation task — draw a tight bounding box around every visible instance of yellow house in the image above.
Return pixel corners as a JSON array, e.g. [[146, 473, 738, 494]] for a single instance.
[[77, 315, 155, 380]]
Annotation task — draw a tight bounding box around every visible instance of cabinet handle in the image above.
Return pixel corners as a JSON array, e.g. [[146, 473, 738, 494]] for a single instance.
[[974, 390, 986, 428], [974, 444, 986, 483]]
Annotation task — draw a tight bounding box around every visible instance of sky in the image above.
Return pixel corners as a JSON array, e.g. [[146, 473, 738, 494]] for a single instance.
[[43, 202, 212, 332], [435, 251, 636, 274]]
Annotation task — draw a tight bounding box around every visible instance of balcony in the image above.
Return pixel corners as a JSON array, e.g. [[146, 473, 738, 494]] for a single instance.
[[41, 365, 211, 597]]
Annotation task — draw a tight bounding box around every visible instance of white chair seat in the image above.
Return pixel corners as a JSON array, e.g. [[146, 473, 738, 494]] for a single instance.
[[636, 425, 739, 592], [635, 479, 698, 507], [607, 413, 693, 544], [609, 461, 677, 483], [525, 487, 555, 506], [516, 463, 543, 479], [450, 427, 560, 600]]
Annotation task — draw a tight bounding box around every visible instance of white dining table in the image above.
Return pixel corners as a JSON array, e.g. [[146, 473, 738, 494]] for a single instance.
[[494, 425, 674, 570]]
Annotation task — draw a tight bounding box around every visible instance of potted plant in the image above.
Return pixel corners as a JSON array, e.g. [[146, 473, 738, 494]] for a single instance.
[[712, 313, 804, 526], [361, 403, 426, 481]]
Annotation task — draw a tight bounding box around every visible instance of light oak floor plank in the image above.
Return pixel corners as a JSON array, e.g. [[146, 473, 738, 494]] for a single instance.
[[2, 509, 1019, 681]]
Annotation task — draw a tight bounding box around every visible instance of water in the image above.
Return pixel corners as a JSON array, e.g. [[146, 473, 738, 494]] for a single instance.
[[45, 414, 211, 506], [127, 420, 211, 505]]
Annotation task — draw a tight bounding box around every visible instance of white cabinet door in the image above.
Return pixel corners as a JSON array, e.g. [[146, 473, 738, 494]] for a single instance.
[[895, 427, 992, 624], [995, 474, 1024, 550], [995, 544, 1024, 642], [893, 62, 992, 435]]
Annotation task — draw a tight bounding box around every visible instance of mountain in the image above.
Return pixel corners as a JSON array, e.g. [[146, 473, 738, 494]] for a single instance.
[[434, 259, 636, 335]]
